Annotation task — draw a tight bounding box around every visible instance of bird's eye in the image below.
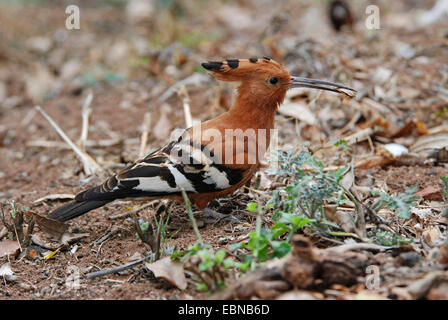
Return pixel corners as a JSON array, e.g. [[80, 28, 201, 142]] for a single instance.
[[269, 77, 279, 85]]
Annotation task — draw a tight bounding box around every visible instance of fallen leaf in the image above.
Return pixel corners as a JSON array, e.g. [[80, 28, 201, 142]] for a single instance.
[[410, 132, 448, 156], [422, 227, 443, 247], [324, 206, 357, 234], [355, 155, 392, 169], [278, 102, 317, 126], [27, 211, 68, 238], [145, 256, 187, 290], [61, 232, 90, 246], [340, 168, 354, 190], [0, 262, 20, 281], [411, 207, 434, 220], [0, 240, 20, 258], [417, 186, 443, 201]]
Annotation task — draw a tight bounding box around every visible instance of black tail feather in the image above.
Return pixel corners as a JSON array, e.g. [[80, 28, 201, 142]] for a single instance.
[[49, 200, 111, 222]]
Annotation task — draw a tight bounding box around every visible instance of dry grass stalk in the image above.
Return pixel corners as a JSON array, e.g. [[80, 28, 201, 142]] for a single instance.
[[139, 112, 152, 159], [79, 91, 93, 152], [35, 105, 103, 176], [177, 84, 193, 128]]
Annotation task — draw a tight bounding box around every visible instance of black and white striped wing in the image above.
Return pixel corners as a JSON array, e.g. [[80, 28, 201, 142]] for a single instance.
[[75, 135, 245, 202]]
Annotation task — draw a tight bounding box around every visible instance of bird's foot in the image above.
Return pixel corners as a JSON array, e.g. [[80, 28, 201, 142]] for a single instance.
[[201, 207, 239, 224]]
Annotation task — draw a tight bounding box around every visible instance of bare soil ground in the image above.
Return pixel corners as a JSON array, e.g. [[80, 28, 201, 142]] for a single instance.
[[0, 0, 447, 300]]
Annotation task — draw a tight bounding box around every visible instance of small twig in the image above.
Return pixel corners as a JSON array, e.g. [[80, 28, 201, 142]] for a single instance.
[[33, 194, 75, 204], [79, 91, 93, 153], [326, 242, 394, 254], [35, 105, 103, 176], [348, 147, 367, 238], [20, 108, 37, 127], [85, 255, 153, 279], [155, 73, 208, 107], [109, 201, 156, 220], [28, 139, 121, 149], [30, 235, 59, 251], [139, 112, 152, 159], [177, 85, 193, 128]]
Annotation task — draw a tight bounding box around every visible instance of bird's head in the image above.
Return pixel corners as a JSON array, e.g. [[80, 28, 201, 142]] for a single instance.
[[202, 57, 355, 108]]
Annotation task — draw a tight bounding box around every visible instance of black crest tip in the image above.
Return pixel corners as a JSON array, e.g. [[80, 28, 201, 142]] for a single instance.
[[226, 59, 239, 69], [201, 61, 224, 71]]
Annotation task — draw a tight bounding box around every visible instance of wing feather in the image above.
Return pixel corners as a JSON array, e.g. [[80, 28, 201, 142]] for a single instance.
[[75, 133, 245, 202]]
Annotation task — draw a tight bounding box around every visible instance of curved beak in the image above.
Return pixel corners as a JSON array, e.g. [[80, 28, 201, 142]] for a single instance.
[[287, 76, 356, 98]]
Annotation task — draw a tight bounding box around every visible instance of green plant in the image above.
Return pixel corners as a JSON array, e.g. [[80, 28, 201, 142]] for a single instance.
[[268, 149, 312, 177], [133, 203, 175, 260], [172, 242, 237, 292], [171, 190, 241, 292], [0, 200, 33, 247], [372, 228, 413, 246], [370, 185, 419, 219], [269, 151, 347, 227], [229, 202, 312, 271]]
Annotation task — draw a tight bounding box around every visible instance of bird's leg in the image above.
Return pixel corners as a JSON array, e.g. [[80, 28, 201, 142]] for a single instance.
[[201, 207, 239, 224]]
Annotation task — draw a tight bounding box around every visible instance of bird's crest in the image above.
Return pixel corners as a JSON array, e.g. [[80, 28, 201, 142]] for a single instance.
[[202, 57, 288, 82]]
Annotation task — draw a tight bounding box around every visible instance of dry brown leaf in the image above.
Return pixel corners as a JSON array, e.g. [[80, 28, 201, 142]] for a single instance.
[[61, 232, 90, 246], [27, 211, 68, 238], [355, 155, 392, 169], [278, 102, 317, 126], [0, 262, 20, 281], [340, 169, 354, 190], [410, 132, 448, 155], [417, 186, 443, 201], [422, 227, 443, 247], [145, 256, 187, 290], [324, 206, 357, 234], [0, 240, 20, 258]]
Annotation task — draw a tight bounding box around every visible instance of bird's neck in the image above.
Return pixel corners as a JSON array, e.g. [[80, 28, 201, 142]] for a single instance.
[[227, 87, 282, 131]]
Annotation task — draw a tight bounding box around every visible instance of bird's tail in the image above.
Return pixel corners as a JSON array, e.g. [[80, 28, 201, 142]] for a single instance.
[[48, 199, 111, 222]]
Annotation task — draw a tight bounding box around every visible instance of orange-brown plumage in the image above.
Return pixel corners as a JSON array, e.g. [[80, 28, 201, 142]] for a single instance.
[[49, 57, 355, 222]]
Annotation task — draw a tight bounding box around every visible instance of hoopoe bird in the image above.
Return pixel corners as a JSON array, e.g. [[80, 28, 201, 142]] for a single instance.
[[49, 57, 355, 222]]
